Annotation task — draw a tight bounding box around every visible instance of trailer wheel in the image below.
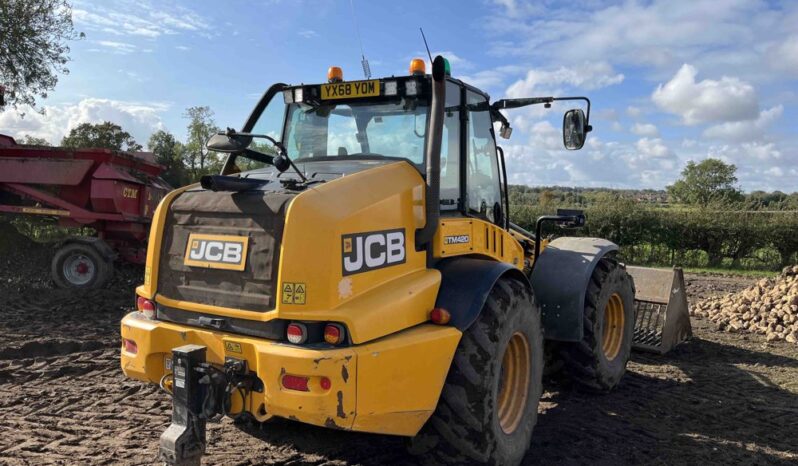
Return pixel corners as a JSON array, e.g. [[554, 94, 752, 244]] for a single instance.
[[408, 277, 543, 465], [558, 257, 635, 391], [51, 243, 114, 289]]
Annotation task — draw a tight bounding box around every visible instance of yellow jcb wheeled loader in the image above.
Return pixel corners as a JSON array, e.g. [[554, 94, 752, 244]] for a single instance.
[[120, 56, 690, 465]]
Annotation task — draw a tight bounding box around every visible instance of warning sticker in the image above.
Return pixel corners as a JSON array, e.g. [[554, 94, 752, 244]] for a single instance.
[[281, 282, 307, 305], [224, 341, 242, 354]]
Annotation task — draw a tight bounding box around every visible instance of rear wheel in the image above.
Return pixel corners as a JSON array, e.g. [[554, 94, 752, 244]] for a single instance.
[[51, 243, 114, 289], [408, 278, 543, 466], [558, 256, 635, 391]]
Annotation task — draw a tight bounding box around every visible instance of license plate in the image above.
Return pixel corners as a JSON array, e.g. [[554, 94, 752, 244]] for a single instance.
[[321, 80, 380, 100]]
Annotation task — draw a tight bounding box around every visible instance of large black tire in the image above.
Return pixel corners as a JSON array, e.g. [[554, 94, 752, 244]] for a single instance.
[[558, 256, 635, 391], [408, 278, 544, 466], [51, 243, 114, 289]]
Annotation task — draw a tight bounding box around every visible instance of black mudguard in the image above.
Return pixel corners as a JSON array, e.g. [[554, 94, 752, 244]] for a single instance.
[[434, 257, 531, 330], [529, 237, 619, 342]]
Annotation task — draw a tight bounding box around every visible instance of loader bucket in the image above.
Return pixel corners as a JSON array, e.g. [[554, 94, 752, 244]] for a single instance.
[[626, 266, 692, 354]]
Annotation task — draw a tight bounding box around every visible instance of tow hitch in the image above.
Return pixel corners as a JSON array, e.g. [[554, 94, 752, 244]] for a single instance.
[[159, 345, 261, 466]]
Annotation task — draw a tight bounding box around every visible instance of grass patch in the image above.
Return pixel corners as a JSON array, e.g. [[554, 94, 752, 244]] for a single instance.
[[676, 267, 778, 278]]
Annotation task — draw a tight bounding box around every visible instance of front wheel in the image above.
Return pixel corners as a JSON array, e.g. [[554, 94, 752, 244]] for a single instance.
[[558, 256, 635, 391], [408, 277, 543, 466]]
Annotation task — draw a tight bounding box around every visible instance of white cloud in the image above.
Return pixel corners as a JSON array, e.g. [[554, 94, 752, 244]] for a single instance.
[[506, 62, 624, 97], [478, 1, 798, 192], [626, 106, 642, 118], [767, 35, 798, 76], [175, 45, 190, 51], [73, 3, 210, 39], [118, 69, 148, 82], [0, 98, 169, 146], [652, 64, 759, 125], [635, 137, 673, 159], [96, 40, 137, 54], [702, 105, 783, 142], [298, 29, 317, 39], [631, 122, 659, 137], [484, 0, 796, 79], [765, 166, 784, 177], [491, 0, 543, 18], [459, 65, 526, 91]]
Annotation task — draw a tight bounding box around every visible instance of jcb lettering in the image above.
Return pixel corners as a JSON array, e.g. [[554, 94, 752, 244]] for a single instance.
[[342, 229, 406, 276], [184, 234, 248, 271]]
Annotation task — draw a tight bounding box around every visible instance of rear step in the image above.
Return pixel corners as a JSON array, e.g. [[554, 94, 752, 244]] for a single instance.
[[627, 266, 692, 354]]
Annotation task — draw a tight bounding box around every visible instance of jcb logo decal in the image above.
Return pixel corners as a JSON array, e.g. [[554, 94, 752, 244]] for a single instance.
[[184, 234, 248, 271], [342, 229, 405, 276]]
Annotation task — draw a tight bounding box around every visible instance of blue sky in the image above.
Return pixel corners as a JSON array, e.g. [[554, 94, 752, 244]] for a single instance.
[[1, 0, 796, 191]]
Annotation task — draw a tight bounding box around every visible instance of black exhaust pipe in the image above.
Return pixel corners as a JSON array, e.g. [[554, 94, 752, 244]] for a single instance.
[[415, 55, 446, 250], [200, 175, 265, 192]]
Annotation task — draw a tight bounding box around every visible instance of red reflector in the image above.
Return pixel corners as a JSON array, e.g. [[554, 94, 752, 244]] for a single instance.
[[324, 323, 344, 345], [136, 296, 155, 311], [282, 374, 310, 392], [122, 338, 138, 354], [286, 323, 308, 344], [430, 307, 451, 325], [136, 296, 156, 319], [320, 376, 331, 390]]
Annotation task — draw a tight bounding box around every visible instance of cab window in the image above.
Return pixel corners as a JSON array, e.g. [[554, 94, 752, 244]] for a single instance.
[[466, 91, 502, 224], [284, 99, 429, 165], [237, 93, 285, 172], [440, 81, 461, 211]]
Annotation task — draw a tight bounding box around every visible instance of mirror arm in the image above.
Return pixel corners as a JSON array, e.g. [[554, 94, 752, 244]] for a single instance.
[[493, 96, 592, 130], [551, 96, 591, 131]]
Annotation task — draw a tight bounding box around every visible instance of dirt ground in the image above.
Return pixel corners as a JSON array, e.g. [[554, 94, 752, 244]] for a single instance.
[[0, 231, 796, 465]]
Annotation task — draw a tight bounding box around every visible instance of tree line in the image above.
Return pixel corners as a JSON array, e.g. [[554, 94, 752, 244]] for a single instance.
[[17, 108, 224, 188], [511, 160, 798, 271]]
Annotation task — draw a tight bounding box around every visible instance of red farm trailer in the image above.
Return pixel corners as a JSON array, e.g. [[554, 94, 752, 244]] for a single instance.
[[0, 134, 171, 288]]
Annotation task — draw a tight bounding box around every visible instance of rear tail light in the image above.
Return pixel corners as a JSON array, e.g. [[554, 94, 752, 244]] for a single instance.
[[122, 338, 138, 354], [286, 323, 308, 344], [281, 374, 310, 392], [320, 376, 331, 390], [324, 323, 345, 345], [136, 296, 156, 319], [430, 307, 451, 325]]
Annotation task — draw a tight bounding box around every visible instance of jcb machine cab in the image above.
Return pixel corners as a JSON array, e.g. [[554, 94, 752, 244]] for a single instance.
[[121, 56, 689, 465]]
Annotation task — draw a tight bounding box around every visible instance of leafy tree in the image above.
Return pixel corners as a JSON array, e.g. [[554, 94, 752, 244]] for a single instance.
[[19, 135, 51, 146], [667, 158, 743, 206], [148, 130, 188, 187], [183, 106, 221, 178], [0, 0, 83, 111], [61, 121, 143, 151]]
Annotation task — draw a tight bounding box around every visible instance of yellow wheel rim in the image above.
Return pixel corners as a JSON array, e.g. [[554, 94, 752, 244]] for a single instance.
[[497, 332, 531, 434], [602, 293, 625, 360]]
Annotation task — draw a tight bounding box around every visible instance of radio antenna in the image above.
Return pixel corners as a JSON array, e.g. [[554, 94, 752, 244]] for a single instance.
[[420, 27, 433, 63], [349, 0, 371, 79]]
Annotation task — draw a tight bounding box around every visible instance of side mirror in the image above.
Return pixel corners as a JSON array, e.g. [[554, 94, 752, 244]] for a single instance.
[[499, 123, 512, 139], [563, 108, 588, 150], [206, 132, 252, 153], [555, 208, 586, 228]]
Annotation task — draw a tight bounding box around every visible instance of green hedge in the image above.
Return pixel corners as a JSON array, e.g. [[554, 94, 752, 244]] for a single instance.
[[510, 200, 798, 271]]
